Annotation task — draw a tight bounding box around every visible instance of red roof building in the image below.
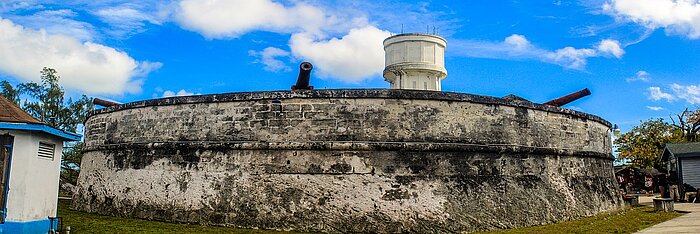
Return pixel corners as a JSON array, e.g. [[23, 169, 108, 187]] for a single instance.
[[0, 96, 42, 124]]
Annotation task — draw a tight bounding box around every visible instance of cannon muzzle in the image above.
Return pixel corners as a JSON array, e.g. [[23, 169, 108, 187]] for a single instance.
[[543, 88, 591, 107], [93, 98, 121, 107], [292, 62, 313, 91]]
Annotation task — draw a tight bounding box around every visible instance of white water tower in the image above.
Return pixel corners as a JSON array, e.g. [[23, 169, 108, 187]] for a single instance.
[[383, 33, 447, 91]]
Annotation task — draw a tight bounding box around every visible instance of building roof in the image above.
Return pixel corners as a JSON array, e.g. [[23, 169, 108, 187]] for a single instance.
[[0, 96, 81, 141], [0, 95, 42, 124], [661, 142, 700, 161], [0, 123, 81, 141]]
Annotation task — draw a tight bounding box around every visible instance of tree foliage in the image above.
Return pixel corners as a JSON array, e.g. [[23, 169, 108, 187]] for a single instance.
[[614, 119, 677, 169], [0, 80, 20, 105], [671, 108, 700, 142], [615, 108, 700, 169], [17, 68, 93, 133], [1, 67, 93, 188]]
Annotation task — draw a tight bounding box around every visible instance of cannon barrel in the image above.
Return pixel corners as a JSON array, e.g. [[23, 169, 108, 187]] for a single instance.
[[543, 88, 591, 107], [292, 62, 313, 91], [93, 98, 121, 107]]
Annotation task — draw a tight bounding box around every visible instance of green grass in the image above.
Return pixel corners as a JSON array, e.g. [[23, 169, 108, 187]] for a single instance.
[[478, 206, 683, 234], [57, 200, 299, 234], [59, 200, 681, 234]]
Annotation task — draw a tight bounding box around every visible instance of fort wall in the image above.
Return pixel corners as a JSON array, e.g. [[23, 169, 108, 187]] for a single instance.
[[73, 89, 622, 233]]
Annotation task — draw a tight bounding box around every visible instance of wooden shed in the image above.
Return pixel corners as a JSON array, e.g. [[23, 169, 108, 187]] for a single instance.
[[661, 142, 700, 195]]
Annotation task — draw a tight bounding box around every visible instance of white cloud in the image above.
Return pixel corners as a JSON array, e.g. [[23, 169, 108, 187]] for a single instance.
[[248, 47, 291, 72], [94, 4, 162, 38], [0, 1, 42, 13], [450, 34, 540, 59], [626, 70, 651, 82], [604, 0, 700, 39], [670, 83, 700, 104], [646, 106, 664, 111], [4, 2, 173, 39], [176, 0, 387, 83], [162, 89, 200, 98], [451, 34, 625, 70], [647, 83, 700, 104], [176, 0, 334, 39], [0, 17, 159, 95], [544, 47, 598, 69], [648, 86, 675, 101], [504, 34, 531, 49], [597, 39, 625, 58], [567, 106, 585, 112], [289, 26, 392, 82], [8, 9, 96, 41], [133, 61, 163, 77]]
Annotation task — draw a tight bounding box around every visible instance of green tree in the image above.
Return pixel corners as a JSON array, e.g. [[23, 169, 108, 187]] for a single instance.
[[670, 108, 700, 142], [61, 141, 85, 191], [18, 68, 93, 132], [2, 67, 94, 191], [614, 118, 680, 169], [615, 107, 700, 169], [1, 80, 20, 105]]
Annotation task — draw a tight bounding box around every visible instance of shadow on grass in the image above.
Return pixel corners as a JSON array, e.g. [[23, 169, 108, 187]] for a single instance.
[[59, 200, 680, 234], [57, 200, 308, 234]]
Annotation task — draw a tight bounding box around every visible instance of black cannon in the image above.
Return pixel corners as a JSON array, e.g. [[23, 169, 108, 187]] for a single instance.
[[543, 88, 591, 107], [93, 98, 121, 107], [292, 62, 313, 91]]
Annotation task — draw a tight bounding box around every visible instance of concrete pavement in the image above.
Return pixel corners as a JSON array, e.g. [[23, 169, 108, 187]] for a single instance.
[[635, 196, 700, 233]]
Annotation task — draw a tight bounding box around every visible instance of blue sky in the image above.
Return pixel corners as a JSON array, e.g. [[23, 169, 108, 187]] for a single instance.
[[1, 0, 699, 132]]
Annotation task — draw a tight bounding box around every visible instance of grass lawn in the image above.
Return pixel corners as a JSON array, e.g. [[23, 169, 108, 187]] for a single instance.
[[478, 206, 683, 234], [59, 200, 681, 234], [57, 200, 299, 234]]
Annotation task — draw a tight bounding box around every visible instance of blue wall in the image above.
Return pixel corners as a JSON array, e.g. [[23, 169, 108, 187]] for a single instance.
[[0, 218, 55, 234]]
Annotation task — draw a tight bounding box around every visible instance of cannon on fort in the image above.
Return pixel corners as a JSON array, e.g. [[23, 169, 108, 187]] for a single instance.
[[543, 88, 591, 107], [93, 98, 121, 107], [291, 62, 313, 91]]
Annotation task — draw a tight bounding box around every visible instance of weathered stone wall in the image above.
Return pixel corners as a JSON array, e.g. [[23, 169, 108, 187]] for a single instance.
[[73, 89, 622, 233]]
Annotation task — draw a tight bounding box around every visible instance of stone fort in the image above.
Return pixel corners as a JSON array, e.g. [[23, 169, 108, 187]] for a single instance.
[[72, 33, 622, 233]]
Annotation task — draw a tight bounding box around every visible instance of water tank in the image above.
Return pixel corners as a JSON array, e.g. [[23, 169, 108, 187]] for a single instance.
[[383, 33, 447, 91]]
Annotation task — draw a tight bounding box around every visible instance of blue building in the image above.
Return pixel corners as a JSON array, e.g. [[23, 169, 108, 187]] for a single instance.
[[0, 96, 80, 233]]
